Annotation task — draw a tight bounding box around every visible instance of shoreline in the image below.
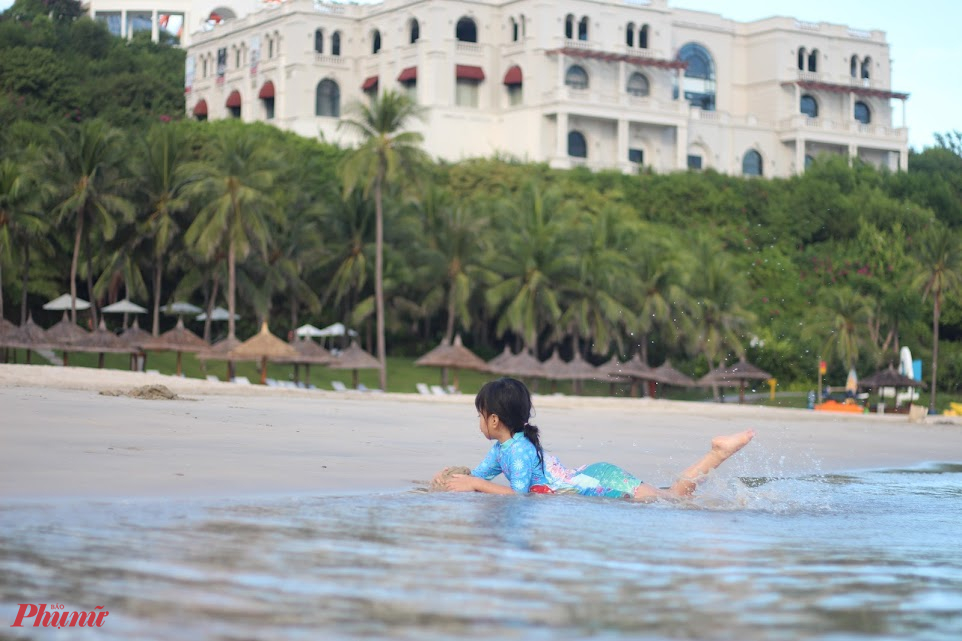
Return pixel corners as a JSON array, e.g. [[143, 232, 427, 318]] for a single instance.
[[2, 364, 960, 502]]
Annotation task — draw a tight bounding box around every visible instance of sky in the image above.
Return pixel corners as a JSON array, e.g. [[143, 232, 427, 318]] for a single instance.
[[1, 0, 957, 150]]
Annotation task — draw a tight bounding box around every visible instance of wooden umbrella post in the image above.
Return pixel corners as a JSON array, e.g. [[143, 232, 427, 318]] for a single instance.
[[260, 356, 268, 385]]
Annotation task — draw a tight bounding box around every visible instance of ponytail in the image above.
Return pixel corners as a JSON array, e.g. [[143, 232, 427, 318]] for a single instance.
[[476, 377, 545, 471], [522, 422, 545, 472]]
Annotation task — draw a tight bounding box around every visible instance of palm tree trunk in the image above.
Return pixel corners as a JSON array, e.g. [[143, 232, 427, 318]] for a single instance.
[[20, 243, 29, 325], [85, 231, 98, 328], [707, 353, 721, 401], [204, 276, 219, 343], [152, 257, 162, 336], [444, 292, 456, 344], [228, 239, 237, 340], [0, 258, 4, 320], [374, 174, 387, 391], [929, 293, 940, 412], [70, 211, 84, 324]]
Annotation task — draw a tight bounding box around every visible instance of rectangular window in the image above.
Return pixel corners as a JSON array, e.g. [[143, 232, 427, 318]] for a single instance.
[[507, 85, 523, 106], [264, 98, 275, 120], [687, 154, 702, 170], [402, 80, 417, 103], [628, 148, 644, 164], [456, 79, 480, 108]]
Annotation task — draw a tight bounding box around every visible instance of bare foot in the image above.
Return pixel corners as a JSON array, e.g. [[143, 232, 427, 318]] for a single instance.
[[711, 429, 755, 460]]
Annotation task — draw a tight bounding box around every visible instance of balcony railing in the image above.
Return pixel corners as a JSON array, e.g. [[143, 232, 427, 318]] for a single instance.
[[314, 53, 347, 66], [455, 41, 483, 55]]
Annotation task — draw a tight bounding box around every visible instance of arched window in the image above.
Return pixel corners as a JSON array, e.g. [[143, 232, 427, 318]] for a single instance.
[[564, 14, 574, 39], [568, 130, 587, 158], [456, 16, 477, 42], [565, 64, 588, 90], [332, 31, 341, 56], [627, 72, 649, 97], [807, 48, 818, 72], [850, 55, 858, 77], [742, 150, 763, 176], [800, 94, 818, 118], [316, 79, 340, 117], [639, 24, 649, 49], [798, 47, 806, 71], [861, 56, 871, 80], [372, 30, 381, 54], [409, 19, 419, 44], [676, 42, 715, 111], [578, 16, 588, 41], [626, 22, 634, 47], [510, 18, 518, 42], [314, 29, 323, 54], [854, 101, 871, 125]]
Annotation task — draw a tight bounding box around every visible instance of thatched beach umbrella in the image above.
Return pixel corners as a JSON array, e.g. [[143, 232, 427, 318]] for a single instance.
[[502, 348, 546, 379], [142, 318, 208, 376], [0, 317, 20, 363], [649, 360, 696, 396], [487, 346, 515, 373], [540, 348, 567, 382], [597, 355, 631, 395], [227, 322, 298, 385], [196, 335, 243, 381], [119, 318, 153, 371], [5, 315, 48, 363], [415, 334, 489, 389], [859, 364, 926, 409], [328, 340, 381, 389], [76, 318, 133, 368], [277, 337, 333, 385], [699, 358, 772, 404], [44, 311, 90, 366], [564, 350, 600, 394], [612, 353, 655, 397]]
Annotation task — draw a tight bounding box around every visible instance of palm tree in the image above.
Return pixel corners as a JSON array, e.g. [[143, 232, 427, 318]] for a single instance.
[[413, 185, 493, 343], [557, 205, 638, 357], [138, 123, 198, 335], [485, 182, 577, 353], [629, 234, 686, 365], [50, 120, 134, 324], [911, 227, 962, 412], [339, 90, 428, 390], [802, 286, 875, 373], [320, 189, 376, 329], [185, 127, 277, 340], [0, 158, 49, 321], [682, 237, 756, 399]]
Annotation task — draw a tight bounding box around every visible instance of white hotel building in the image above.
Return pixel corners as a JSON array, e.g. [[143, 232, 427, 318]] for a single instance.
[[175, 0, 909, 176]]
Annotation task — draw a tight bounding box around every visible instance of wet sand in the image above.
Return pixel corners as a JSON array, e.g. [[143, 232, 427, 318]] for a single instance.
[[2, 364, 960, 500]]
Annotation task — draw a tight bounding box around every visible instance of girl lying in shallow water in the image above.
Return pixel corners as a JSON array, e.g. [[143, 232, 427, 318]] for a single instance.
[[432, 377, 754, 501]]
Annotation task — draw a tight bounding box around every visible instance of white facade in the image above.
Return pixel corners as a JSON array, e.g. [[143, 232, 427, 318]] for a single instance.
[[183, 0, 910, 177]]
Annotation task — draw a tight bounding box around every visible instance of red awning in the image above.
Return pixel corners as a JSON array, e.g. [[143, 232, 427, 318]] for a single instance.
[[192, 99, 208, 116], [362, 75, 379, 90], [503, 65, 523, 86], [258, 81, 275, 99], [456, 65, 485, 81], [397, 67, 417, 82], [225, 90, 241, 108]]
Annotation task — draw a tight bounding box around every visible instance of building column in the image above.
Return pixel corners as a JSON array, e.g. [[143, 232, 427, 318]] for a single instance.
[[617, 118, 628, 168], [121, 10, 127, 38], [899, 149, 908, 172], [901, 97, 907, 128], [151, 10, 159, 43], [848, 143, 858, 165], [675, 123, 687, 170], [556, 112, 568, 160], [795, 137, 805, 174]]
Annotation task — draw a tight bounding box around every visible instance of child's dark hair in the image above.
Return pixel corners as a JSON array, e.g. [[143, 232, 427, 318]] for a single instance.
[[475, 377, 544, 470]]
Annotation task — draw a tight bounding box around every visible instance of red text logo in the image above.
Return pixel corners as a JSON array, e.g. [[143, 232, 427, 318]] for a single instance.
[[10, 603, 109, 628]]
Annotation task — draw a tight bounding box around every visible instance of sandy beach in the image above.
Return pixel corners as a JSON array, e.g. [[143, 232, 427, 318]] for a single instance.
[[1, 363, 960, 500]]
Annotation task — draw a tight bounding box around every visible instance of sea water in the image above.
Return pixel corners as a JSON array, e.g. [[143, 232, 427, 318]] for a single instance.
[[1, 464, 961, 640]]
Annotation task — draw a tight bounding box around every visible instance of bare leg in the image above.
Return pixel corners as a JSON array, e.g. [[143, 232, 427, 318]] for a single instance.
[[632, 430, 755, 501]]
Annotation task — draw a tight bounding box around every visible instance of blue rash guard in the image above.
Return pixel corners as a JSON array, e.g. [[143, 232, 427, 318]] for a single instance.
[[470, 432, 643, 498]]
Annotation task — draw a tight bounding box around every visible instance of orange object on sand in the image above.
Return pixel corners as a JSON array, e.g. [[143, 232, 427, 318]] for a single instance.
[[814, 399, 865, 414]]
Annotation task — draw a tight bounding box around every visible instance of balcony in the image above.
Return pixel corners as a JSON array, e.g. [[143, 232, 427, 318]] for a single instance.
[[455, 41, 483, 56], [314, 53, 347, 67], [778, 115, 907, 142]]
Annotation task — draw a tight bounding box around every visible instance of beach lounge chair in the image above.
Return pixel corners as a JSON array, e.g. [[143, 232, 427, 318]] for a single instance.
[[231, 376, 251, 385], [265, 378, 279, 387], [446, 385, 457, 394], [430, 385, 447, 396], [206, 375, 220, 383], [146, 369, 160, 375], [357, 383, 372, 393], [416, 383, 431, 395], [331, 380, 348, 392]]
